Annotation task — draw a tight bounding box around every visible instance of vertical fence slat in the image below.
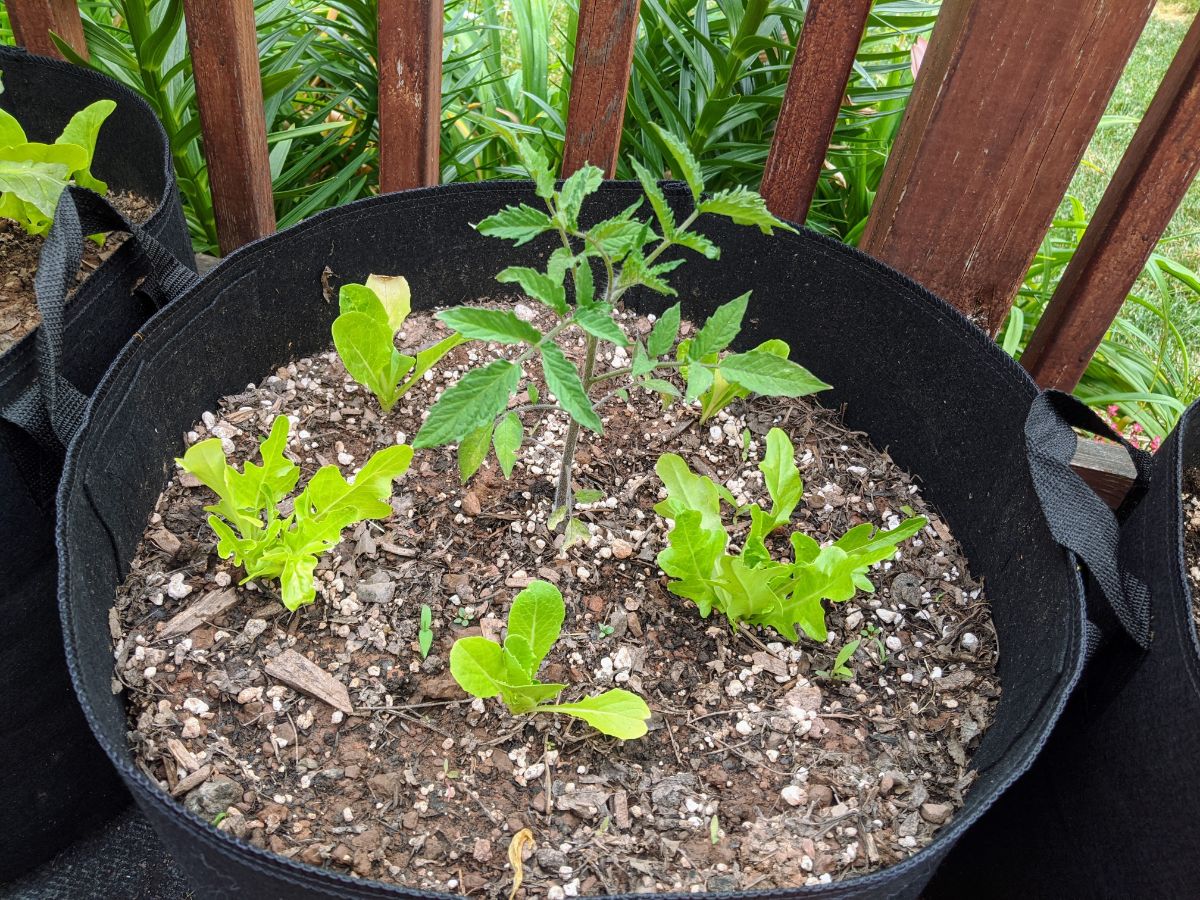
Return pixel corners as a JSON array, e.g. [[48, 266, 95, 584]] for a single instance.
[[1021, 12, 1200, 391], [760, 0, 871, 224], [182, 0, 275, 255], [561, 0, 641, 178], [7, 0, 88, 60], [378, 0, 443, 192], [860, 0, 1155, 335]]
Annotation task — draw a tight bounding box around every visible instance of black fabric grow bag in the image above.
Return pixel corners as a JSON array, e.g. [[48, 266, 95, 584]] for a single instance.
[[0, 46, 195, 882], [930, 393, 1200, 898], [60, 182, 1087, 899]]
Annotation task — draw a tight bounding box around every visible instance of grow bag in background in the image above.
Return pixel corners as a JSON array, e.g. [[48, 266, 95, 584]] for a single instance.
[[0, 46, 195, 883], [60, 182, 1087, 899], [930, 393, 1199, 898]]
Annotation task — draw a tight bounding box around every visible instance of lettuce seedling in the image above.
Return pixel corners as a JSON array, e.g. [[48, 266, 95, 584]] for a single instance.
[[413, 128, 828, 529], [178, 415, 413, 611], [655, 427, 927, 642], [0, 100, 115, 235], [450, 580, 651, 739], [332, 274, 463, 413]]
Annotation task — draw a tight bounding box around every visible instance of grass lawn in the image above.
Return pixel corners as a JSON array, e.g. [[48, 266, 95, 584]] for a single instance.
[[1065, 0, 1200, 341]]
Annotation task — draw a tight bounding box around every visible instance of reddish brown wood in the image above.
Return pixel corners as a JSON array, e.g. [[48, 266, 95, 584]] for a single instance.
[[562, 0, 641, 177], [1022, 12, 1200, 391], [860, 0, 1156, 335], [378, 0, 443, 192], [760, 0, 872, 224], [1072, 438, 1138, 510], [182, 0, 275, 254], [7, 0, 88, 60]]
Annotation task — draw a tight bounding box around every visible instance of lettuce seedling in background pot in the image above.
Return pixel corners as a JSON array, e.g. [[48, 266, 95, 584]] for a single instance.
[[412, 129, 828, 536], [178, 415, 413, 610], [0, 99, 115, 235], [332, 274, 463, 412], [450, 580, 651, 739]]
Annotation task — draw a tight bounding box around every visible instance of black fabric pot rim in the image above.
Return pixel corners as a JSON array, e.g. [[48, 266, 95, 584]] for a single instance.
[[56, 179, 1088, 899], [1158, 402, 1200, 672]]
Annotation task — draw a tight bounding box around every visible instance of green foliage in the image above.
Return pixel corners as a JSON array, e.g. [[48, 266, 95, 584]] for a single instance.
[[817, 639, 860, 681], [177, 415, 413, 611], [333, 274, 463, 414], [1003, 195, 1200, 438], [0, 100, 114, 235], [449, 581, 651, 739], [655, 427, 926, 642], [419, 604, 434, 658], [417, 136, 825, 516]]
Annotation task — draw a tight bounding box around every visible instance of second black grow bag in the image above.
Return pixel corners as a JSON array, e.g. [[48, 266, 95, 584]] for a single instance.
[[60, 182, 1088, 899], [0, 46, 195, 881], [930, 393, 1199, 898]]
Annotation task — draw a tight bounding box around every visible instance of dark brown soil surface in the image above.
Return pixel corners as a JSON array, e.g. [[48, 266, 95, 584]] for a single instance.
[[1185, 469, 1200, 637], [113, 303, 999, 896], [0, 191, 154, 355]]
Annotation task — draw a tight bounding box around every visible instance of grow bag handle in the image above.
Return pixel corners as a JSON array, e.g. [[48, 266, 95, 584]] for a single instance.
[[1025, 390, 1153, 654], [2, 187, 200, 451]]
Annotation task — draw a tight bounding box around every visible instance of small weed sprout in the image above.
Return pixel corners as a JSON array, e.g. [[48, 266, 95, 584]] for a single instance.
[[419, 604, 434, 658], [817, 639, 860, 682]]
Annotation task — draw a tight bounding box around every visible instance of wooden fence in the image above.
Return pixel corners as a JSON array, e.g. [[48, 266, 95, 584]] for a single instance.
[[8, 0, 1200, 503]]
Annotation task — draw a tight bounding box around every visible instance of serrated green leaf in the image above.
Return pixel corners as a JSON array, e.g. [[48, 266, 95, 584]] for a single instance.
[[475, 203, 555, 245], [559, 164, 603, 228], [630, 157, 675, 238], [698, 187, 793, 235], [673, 230, 720, 259], [647, 303, 681, 358], [572, 256, 595, 307], [493, 412, 523, 479], [459, 421, 494, 483], [496, 266, 568, 316], [542, 689, 651, 739], [690, 293, 749, 360], [507, 580, 564, 669], [450, 636, 506, 698], [414, 359, 522, 448], [719, 351, 832, 398], [438, 307, 543, 345], [563, 516, 591, 549], [641, 378, 681, 398], [650, 122, 703, 201], [515, 139, 556, 199], [574, 304, 630, 347], [540, 343, 602, 432]]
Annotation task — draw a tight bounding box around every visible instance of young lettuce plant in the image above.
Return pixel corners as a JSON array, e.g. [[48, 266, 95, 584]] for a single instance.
[[0, 100, 115, 235], [178, 415, 413, 611], [655, 428, 927, 642], [412, 128, 828, 530], [332, 274, 463, 413], [450, 581, 651, 739]]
